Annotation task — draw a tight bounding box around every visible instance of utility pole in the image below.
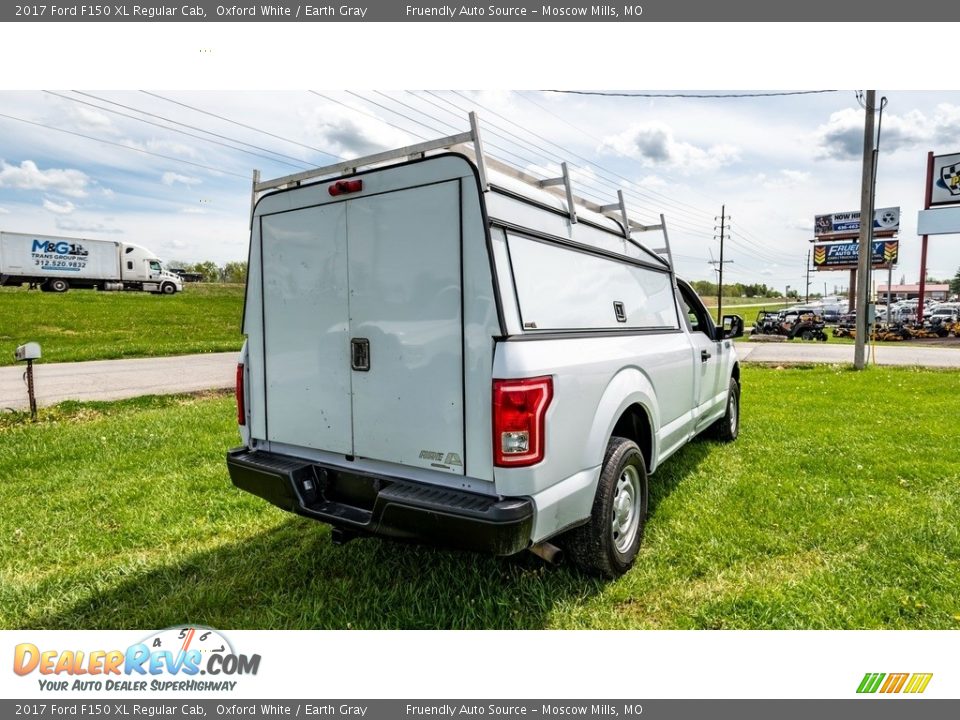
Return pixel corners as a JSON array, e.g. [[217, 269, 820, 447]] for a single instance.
[[854, 90, 876, 370], [713, 206, 730, 321], [805, 250, 812, 302]]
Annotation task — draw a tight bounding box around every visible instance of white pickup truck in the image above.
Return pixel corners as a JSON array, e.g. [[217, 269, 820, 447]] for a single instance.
[[228, 121, 743, 577]]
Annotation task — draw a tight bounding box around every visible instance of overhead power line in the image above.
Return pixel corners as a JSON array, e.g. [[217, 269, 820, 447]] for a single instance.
[[46, 91, 311, 171], [141, 91, 344, 161], [0, 111, 250, 179], [542, 90, 839, 99]]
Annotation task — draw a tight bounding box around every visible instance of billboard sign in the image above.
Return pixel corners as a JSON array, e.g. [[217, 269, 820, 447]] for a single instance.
[[930, 152, 960, 206], [812, 207, 900, 240], [812, 240, 898, 270]]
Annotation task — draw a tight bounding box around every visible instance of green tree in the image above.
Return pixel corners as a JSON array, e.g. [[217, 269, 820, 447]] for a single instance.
[[192, 261, 222, 282], [223, 261, 248, 284], [950, 267, 960, 296]]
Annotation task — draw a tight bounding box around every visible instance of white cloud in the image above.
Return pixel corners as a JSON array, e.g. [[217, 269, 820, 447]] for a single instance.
[[42, 198, 76, 214], [755, 169, 811, 189], [54, 218, 124, 234], [162, 172, 202, 186], [302, 104, 412, 159], [599, 122, 740, 172], [0, 206, 9, 214], [0, 160, 90, 197], [813, 104, 960, 160], [180, 207, 206, 214], [632, 175, 669, 189], [62, 105, 121, 137], [141, 139, 200, 159]]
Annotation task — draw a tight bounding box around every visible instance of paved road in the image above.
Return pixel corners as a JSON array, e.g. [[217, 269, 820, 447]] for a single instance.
[[736, 342, 960, 368], [1, 343, 957, 412], [0, 352, 237, 411]]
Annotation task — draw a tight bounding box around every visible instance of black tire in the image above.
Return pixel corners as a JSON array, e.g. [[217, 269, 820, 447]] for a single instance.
[[48, 278, 69, 293], [800, 329, 814, 341], [161, 282, 177, 295], [711, 377, 740, 443], [563, 436, 648, 578]]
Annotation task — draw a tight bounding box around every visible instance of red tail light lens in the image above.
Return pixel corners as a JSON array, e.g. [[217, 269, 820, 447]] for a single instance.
[[328, 179, 363, 196], [493, 376, 553, 467], [235, 363, 246, 426]]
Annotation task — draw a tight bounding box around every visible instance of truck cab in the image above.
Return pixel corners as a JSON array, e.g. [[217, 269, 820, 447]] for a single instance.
[[119, 243, 182, 294], [227, 120, 742, 578]]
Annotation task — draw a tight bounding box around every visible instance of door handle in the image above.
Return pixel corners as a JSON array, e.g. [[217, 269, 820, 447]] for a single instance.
[[701, 349, 712, 362], [351, 338, 370, 371]]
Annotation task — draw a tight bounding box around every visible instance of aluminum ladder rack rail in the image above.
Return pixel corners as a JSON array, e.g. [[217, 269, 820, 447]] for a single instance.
[[249, 110, 674, 273]]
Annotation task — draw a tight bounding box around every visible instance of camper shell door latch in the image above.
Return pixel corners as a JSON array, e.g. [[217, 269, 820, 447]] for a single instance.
[[351, 338, 370, 371]]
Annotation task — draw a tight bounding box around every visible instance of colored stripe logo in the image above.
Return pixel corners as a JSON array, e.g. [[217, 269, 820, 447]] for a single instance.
[[857, 672, 933, 694]]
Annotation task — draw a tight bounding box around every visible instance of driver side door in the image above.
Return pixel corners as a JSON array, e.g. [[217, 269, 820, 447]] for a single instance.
[[677, 282, 724, 427]]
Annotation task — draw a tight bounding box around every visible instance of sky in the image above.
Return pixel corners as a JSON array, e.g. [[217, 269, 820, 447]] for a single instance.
[[1, 88, 959, 294]]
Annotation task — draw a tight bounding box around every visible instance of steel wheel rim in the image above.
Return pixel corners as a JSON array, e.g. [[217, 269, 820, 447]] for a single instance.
[[611, 464, 642, 553]]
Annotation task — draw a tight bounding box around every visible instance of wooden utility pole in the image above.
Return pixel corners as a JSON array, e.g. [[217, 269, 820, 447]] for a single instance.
[[854, 91, 876, 370]]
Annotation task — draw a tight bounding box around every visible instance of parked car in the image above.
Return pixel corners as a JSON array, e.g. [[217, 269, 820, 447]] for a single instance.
[[226, 128, 744, 578]]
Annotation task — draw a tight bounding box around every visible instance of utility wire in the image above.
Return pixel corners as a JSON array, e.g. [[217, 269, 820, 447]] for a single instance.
[[46, 91, 311, 171], [310, 91, 430, 142], [543, 89, 839, 99], [503, 91, 719, 219], [0, 112, 250, 179], [418, 90, 669, 223], [341, 90, 551, 181], [141, 90, 344, 161]]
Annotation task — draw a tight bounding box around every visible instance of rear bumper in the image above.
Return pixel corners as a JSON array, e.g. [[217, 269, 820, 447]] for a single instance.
[[226, 448, 534, 556]]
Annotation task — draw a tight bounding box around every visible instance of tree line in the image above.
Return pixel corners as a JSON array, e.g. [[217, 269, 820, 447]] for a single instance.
[[688, 280, 785, 298], [169, 260, 247, 284]]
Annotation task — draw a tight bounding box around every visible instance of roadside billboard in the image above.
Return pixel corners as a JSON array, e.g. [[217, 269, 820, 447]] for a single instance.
[[812, 207, 900, 240], [930, 152, 960, 206], [812, 240, 898, 270]]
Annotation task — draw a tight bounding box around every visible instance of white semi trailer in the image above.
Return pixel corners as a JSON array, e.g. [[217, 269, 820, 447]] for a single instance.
[[0, 231, 183, 294]]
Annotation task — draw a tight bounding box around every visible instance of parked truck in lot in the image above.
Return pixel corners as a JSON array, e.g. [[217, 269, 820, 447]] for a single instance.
[[227, 115, 743, 577], [0, 231, 183, 294]]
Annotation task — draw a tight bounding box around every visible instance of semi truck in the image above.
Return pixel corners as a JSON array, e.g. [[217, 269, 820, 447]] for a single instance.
[[0, 231, 183, 294]]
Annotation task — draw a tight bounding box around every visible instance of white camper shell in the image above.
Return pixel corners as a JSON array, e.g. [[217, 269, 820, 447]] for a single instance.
[[228, 115, 743, 577]]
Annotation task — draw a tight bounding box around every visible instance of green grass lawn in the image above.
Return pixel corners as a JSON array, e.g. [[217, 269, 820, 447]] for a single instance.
[[0, 284, 244, 366], [2, 366, 959, 630]]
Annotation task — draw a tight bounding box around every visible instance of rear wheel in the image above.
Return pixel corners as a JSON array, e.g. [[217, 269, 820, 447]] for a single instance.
[[48, 278, 69, 293], [564, 436, 648, 578], [800, 329, 814, 340]]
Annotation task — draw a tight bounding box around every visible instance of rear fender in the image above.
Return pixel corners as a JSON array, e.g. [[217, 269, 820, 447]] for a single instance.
[[584, 367, 659, 473]]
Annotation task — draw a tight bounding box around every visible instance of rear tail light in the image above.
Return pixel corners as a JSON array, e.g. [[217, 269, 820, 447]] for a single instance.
[[236, 363, 246, 426], [328, 179, 363, 196], [493, 376, 553, 467]]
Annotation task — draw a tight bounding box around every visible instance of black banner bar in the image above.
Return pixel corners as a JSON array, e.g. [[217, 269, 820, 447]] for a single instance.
[[3, 0, 959, 22]]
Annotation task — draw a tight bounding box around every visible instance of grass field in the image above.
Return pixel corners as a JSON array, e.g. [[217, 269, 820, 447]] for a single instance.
[[2, 365, 959, 630], [0, 284, 244, 366]]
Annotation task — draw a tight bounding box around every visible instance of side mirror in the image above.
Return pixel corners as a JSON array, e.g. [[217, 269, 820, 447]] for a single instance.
[[716, 314, 744, 341]]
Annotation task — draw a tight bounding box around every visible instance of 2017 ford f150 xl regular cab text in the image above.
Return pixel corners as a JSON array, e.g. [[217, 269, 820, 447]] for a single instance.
[[227, 118, 743, 577]]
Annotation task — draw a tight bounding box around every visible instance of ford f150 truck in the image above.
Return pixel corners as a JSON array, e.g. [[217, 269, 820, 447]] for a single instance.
[[227, 115, 743, 577]]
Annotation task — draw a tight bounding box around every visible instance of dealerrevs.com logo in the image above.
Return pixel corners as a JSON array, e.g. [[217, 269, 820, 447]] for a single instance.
[[13, 626, 261, 692], [857, 672, 933, 694]]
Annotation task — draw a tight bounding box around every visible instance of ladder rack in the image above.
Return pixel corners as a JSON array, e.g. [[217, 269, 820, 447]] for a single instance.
[[250, 111, 674, 273]]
